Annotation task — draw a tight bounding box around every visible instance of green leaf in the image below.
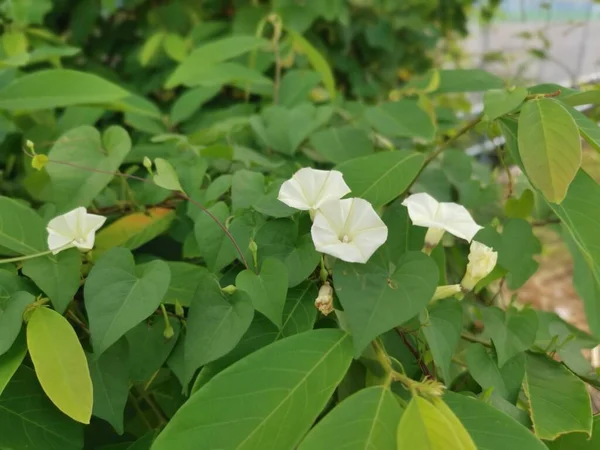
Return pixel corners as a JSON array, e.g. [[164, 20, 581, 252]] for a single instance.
[[546, 415, 600, 450], [483, 87, 528, 120], [93, 208, 176, 256], [524, 353, 592, 440], [0, 290, 33, 356], [84, 247, 171, 355], [193, 202, 238, 273], [0, 331, 26, 395], [236, 258, 288, 328], [166, 36, 268, 88], [277, 281, 318, 339], [517, 99, 581, 203], [162, 262, 207, 307], [0, 69, 129, 111], [184, 272, 254, 382], [153, 329, 353, 450], [153, 158, 183, 191], [444, 391, 547, 450], [422, 298, 463, 383], [336, 151, 425, 208], [465, 344, 525, 404], [299, 386, 402, 450], [287, 29, 335, 99], [279, 70, 322, 107], [309, 125, 374, 164], [0, 196, 46, 255], [482, 306, 538, 367], [435, 69, 504, 93], [505, 189, 534, 219], [397, 396, 476, 449], [163, 33, 188, 62], [170, 85, 220, 124], [22, 248, 82, 313], [46, 125, 132, 213], [139, 32, 165, 66], [334, 251, 438, 356], [126, 315, 180, 383], [284, 233, 320, 287], [88, 339, 129, 434], [365, 100, 436, 141], [27, 306, 93, 424], [564, 105, 600, 152], [231, 169, 264, 212], [380, 199, 426, 263], [0, 366, 83, 450]]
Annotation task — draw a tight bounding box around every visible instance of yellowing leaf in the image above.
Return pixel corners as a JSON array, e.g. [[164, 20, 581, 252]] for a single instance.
[[93, 207, 175, 256], [27, 307, 93, 424]]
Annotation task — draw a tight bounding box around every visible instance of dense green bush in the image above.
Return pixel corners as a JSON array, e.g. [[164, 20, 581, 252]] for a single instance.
[[0, 0, 599, 449]]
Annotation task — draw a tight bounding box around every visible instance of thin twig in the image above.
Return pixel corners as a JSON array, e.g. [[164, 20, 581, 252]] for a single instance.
[[461, 332, 492, 347], [531, 217, 561, 227], [395, 328, 434, 378]]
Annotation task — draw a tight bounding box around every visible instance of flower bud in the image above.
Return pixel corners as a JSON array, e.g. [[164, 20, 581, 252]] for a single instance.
[[221, 284, 237, 295], [424, 227, 445, 251], [460, 241, 498, 291], [431, 284, 461, 302], [315, 282, 334, 316]]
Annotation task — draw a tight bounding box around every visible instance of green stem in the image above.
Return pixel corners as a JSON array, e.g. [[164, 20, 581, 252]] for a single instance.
[[0, 248, 55, 264]]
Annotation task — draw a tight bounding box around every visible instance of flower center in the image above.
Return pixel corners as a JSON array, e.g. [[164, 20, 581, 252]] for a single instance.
[[75, 237, 87, 245], [342, 235, 350, 244]]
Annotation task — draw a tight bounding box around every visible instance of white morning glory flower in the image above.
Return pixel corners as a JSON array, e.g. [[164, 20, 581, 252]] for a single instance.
[[402, 193, 482, 248], [277, 168, 351, 213], [461, 241, 498, 291], [311, 198, 388, 264], [47, 207, 107, 255]]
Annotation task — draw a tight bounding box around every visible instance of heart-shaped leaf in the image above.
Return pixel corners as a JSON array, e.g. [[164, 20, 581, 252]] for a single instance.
[[482, 306, 538, 367], [334, 251, 438, 356], [84, 247, 171, 355], [184, 272, 254, 384], [236, 258, 288, 328]]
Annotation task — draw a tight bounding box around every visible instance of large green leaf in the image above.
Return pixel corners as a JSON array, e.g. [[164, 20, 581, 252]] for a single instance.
[[84, 247, 171, 355], [365, 100, 436, 141], [422, 298, 463, 383], [166, 36, 268, 88], [0, 331, 27, 395], [194, 202, 238, 273], [524, 353, 592, 440], [87, 339, 129, 434], [546, 415, 600, 450], [162, 262, 207, 307], [22, 248, 81, 313], [483, 87, 528, 120], [27, 306, 93, 424], [482, 306, 538, 367], [517, 98, 581, 203], [236, 257, 288, 328], [0, 291, 33, 356], [184, 272, 254, 383], [152, 329, 353, 450], [434, 69, 504, 93], [336, 151, 425, 208], [277, 281, 318, 339], [126, 315, 180, 383], [278, 70, 322, 107], [334, 251, 438, 356], [380, 199, 426, 263], [397, 396, 476, 449], [444, 391, 547, 450], [46, 125, 132, 213], [0, 366, 83, 450], [465, 344, 524, 404], [0, 196, 46, 255], [309, 125, 374, 164], [299, 386, 402, 450], [0, 69, 129, 110]]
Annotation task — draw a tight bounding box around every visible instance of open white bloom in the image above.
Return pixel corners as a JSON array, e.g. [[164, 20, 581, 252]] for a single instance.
[[315, 282, 334, 316], [47, 207, 106, 255], [311, 198, 388, 264], [278, 168, 351, 213], [402, 193, 482, 248], [460, 241, 498, 291]]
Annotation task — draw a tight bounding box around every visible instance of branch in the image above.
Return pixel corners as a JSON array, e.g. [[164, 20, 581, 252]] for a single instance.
[[395, 328, 434, 379]]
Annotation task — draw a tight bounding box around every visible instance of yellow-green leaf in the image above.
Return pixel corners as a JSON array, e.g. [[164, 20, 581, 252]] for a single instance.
[[517, 98, 581, 203], [139, 32, 165, 66], [27, 307, 93, 424], [397, 396, 476, 449], [153, 158, 183, 191]]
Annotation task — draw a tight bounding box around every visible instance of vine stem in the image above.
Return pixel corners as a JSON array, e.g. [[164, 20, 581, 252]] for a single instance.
[[394, 328, 434, 379], [22, 148, 249, 269], [0, 248, 55, 264]]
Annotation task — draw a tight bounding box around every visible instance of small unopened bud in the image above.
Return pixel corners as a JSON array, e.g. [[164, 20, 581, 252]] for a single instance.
[[431, 284, 461, 302], [221, 284, 237, 295], [415, 377, 446, 399], [460, 241, 498, 291], [143, 156, 153, 172], [315, 282, 334, 316], [163, 321, 175, 339], [174, 299, 184, 317]]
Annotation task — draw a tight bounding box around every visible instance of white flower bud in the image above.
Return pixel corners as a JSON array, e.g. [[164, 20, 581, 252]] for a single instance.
[[431, 284, 462, 301], [460, 241, 498, 291], [315, 282, 334, 316]]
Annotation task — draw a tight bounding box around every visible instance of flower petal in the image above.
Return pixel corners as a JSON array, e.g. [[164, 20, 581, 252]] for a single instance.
[[277, 177, 311, 210], [81, 212, 107, 235], [312, 170, 351, 209], [437, 203, 482, 242], [47, 230, 75, 254], [314, 242, 366, 263], [401, 193, 440, 228], [277, 168, 350, 211]]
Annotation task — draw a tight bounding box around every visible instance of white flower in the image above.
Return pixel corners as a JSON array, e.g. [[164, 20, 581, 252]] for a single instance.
[[47, 207, 106, 255], [402, 193, 482, 247], [315, 282, 334, 316], [311, 198, 388, 264], [278, 168, 351, 212], [461, 241, 498, 291]]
